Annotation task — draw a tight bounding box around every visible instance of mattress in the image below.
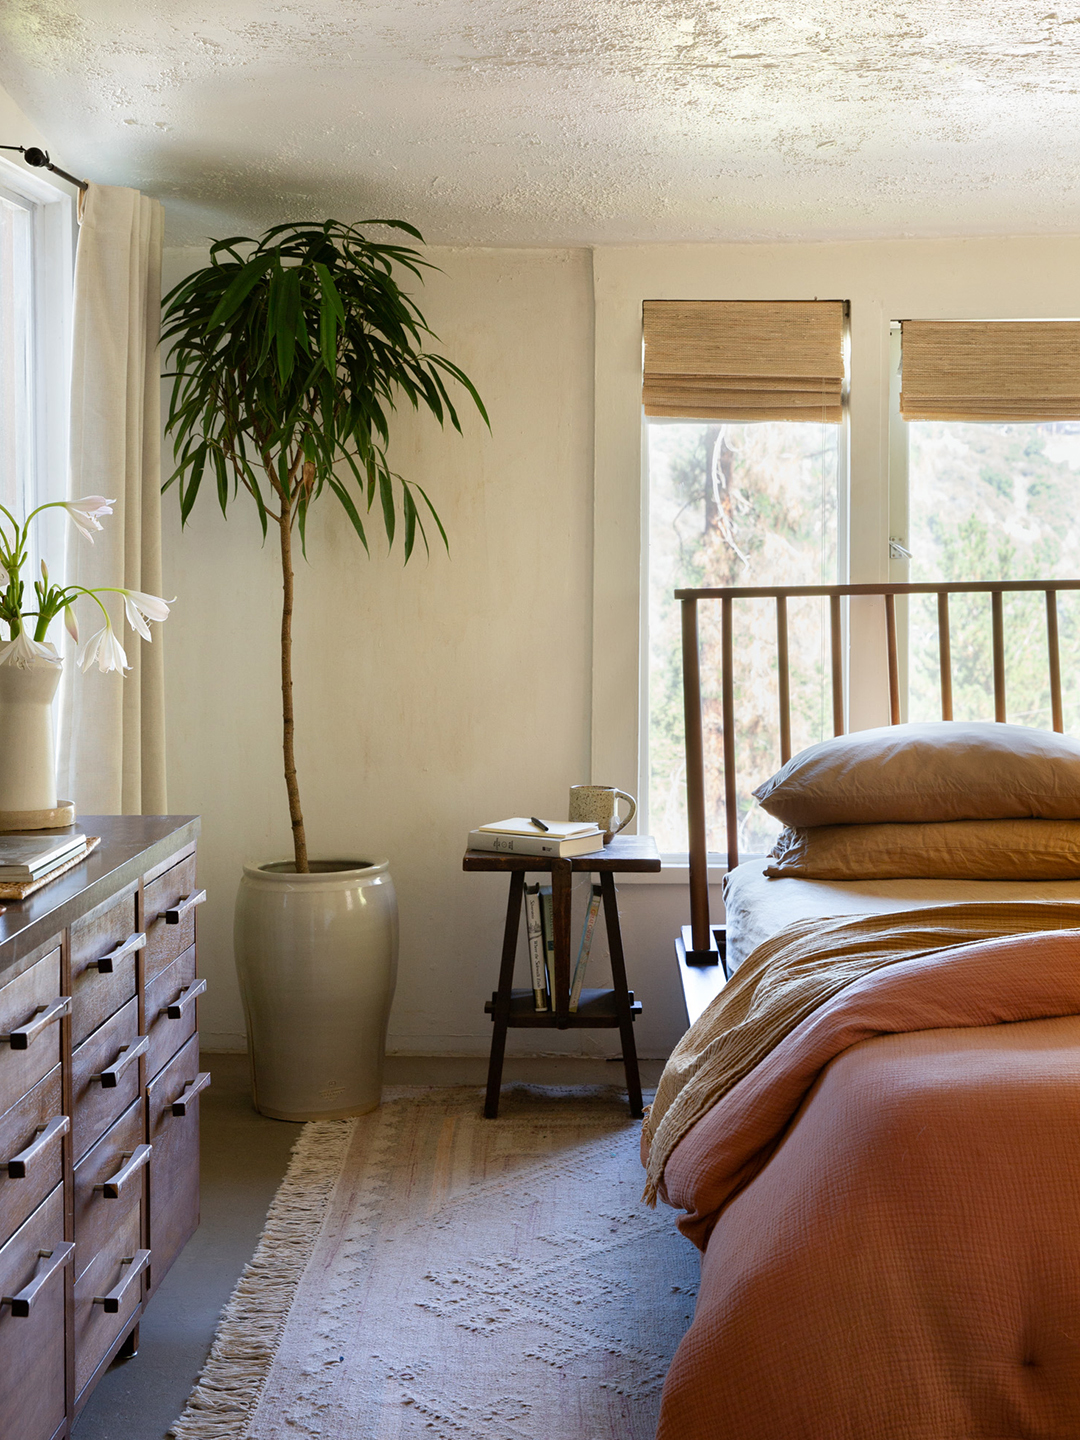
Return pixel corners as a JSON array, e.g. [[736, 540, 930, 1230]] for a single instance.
[[723, 859, 1080, 972]]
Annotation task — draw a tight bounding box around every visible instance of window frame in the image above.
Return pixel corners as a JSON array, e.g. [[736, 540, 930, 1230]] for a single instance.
[[0, 156, 75, 571]]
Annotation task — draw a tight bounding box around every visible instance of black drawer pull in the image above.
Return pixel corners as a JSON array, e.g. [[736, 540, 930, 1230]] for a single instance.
[[93, 1249, 150, 1313], [3, 1114, 69, 1177], [162, 978, 207, 1020], [164, 890, 207, 925], [170, 1071, 211, 1116], [88, 932, 146, 974], [2, 1242, 74, 1316], [0, 997, 71, 1050], [95, 1144, 152, 1199], [91, 1036, 149, 1088]]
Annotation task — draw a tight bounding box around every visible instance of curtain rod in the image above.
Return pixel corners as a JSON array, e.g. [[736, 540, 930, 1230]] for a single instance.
[[0, 145, 88, 192]]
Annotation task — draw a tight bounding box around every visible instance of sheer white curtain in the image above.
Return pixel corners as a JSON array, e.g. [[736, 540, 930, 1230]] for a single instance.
[[58, 183, 167, 815]]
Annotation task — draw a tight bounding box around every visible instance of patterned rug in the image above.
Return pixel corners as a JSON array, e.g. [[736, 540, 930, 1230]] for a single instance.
[[170, 1085, 698, 1440]]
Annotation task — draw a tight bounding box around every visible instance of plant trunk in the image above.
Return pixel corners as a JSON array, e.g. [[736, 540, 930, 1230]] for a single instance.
[[278, 510, 309, 872]]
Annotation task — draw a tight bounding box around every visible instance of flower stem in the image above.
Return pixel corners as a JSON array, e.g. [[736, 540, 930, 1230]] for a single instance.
[[278, 508, 309, 872]]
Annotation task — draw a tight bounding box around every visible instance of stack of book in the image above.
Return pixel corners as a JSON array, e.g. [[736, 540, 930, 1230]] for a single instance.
[[466, 817, 603, 858], [524, 881, 604, 1014], [0, 831, 92, 895]]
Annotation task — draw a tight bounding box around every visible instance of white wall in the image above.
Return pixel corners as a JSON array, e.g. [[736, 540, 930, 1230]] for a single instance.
[[163, 231, 1080, 1062]]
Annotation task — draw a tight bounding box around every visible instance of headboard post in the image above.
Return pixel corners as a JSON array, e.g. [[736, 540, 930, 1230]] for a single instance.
[[680, 597, 711, 951], [1047, 589, 1064, 733]]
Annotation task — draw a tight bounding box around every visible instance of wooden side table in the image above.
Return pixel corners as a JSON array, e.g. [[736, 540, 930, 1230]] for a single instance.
[[463, 834, 661, 1119]]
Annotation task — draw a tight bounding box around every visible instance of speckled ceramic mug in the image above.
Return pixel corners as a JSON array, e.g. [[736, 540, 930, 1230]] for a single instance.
[[568, 785, 637, 844]]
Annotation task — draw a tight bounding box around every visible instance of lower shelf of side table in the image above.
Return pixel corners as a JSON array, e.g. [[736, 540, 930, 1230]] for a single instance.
[[485, 987, 643, 1027]]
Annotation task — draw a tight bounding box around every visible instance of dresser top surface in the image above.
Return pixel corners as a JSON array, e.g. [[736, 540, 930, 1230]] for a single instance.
[[0, 815, 199, 966]]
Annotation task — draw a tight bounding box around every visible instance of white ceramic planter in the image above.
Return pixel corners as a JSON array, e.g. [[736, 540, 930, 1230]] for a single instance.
[[234, 857, 398, 1121], [0, 661, 60, 812]]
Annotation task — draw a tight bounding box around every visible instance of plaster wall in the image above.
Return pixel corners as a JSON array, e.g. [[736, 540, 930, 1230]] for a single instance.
[[165, 232, 1080, 1062]]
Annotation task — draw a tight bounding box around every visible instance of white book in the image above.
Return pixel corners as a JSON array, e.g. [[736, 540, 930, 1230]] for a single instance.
[[0, 831, 87, 879], [476, 817, 602, 840], [466, 829, 604, 859], [569, 883, 603, 1013], [523, 884, 548, 1011]]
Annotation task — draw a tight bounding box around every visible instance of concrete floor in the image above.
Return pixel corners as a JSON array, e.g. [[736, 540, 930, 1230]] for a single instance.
[[73, 1052, 664, 1440]]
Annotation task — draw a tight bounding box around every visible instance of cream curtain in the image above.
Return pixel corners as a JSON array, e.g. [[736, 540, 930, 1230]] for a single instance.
[[900, 320, 1080, 422], [642, 300, 847, 422], [58, 183, 167, 816]]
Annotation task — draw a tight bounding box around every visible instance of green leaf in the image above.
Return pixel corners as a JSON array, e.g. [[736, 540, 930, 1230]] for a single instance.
[[206, 253, 276, 329]]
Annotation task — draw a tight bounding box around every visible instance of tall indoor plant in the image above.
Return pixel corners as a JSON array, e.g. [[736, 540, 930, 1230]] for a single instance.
[[162, 219, 487, 1119]]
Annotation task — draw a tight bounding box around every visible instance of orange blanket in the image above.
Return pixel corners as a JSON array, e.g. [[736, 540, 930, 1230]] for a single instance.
[[656, 928, 1080, 1440]]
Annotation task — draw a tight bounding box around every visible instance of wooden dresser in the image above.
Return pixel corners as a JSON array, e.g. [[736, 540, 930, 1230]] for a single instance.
[[0, 815, 206, 1439]]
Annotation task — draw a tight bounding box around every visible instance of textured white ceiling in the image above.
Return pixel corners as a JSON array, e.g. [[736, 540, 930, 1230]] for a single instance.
[[1, 0, 1079, 246]]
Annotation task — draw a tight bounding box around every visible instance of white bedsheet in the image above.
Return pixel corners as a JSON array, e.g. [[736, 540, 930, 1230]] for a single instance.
[[722, 861, 1080, 973]]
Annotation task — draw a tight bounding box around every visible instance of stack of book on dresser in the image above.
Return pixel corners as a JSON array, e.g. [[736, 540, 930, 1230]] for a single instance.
[[467, 819, 605, 1012], [0, 830, 92, 897]]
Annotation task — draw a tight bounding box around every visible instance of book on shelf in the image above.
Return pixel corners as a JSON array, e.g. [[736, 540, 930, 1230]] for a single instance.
[[569, 883, 603, 1013], [0, 831, 87, 880], [467, 829, 603, 858], [523, 883, 548, 1011], [539, 885, 555, 1003]]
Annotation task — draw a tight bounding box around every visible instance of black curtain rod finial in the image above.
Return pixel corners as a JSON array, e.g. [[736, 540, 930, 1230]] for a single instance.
[[0, 143, 88, 192]]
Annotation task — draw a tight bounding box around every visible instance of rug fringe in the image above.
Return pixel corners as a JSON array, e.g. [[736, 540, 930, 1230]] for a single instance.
[[168, 1116, 357, 1440]]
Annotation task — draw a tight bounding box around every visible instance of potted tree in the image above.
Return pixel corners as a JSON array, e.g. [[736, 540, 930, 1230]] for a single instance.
[[162, 219, 487, 1119]]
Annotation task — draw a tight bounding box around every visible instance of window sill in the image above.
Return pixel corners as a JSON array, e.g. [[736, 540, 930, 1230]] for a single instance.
[[615, 853, 768, 885]]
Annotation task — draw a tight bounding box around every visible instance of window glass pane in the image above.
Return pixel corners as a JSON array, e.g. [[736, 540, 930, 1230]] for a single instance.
[[907, 421, 1080, 730], [647, 421, 839, 855]]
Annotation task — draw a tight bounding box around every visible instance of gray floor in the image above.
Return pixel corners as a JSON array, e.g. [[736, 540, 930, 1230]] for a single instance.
[[73, 1052, 664, 1440]]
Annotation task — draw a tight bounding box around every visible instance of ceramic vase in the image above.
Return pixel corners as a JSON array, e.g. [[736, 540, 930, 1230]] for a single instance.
[[0, 660, 61, 812], [233, 857, 398, 1120]]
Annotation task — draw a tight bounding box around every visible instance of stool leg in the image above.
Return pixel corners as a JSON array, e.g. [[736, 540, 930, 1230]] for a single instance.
[[599, 871, 643, 1118], [485, 871, 525, 1119]]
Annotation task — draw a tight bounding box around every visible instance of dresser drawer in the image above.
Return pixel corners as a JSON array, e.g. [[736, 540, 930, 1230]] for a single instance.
[[71, 997, 144, 1162], [145, 944, 200, 1081], [143, 853, 203, 982], [0, 948, 65, 1116], [73, 1203, 146, 1398], [0, 1185, 69, 1440], [147, 1034, 207, 1288], [70, 889, 140, 1047], [0, 1066, 65, 1248], [73, 1100, 146, 1280]]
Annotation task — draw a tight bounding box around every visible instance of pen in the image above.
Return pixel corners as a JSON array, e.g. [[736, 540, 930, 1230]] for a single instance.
[[530, 817, 550, 832]]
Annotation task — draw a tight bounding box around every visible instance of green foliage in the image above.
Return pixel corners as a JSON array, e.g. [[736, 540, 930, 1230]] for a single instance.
[[648, 422, 837, 854], [161, 218, 488, 556], [908, 420, 1080, 730]]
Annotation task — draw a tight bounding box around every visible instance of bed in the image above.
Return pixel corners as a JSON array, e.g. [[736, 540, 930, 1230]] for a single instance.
[[646, 579, 1080, 1440]]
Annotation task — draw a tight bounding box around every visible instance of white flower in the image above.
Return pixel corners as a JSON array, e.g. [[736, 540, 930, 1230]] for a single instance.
[[120, 588, 171, 641], [76, 624, 129, 674], [0, 632, 61, 669], [64, 605, 79, 645], [63, 496, 116, 543]]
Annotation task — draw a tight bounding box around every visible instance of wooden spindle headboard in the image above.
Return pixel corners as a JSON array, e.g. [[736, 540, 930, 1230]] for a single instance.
[[677, 579, 1080, 959]]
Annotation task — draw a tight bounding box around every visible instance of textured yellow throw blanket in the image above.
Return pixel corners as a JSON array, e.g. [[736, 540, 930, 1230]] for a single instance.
[[642, 901, 1080, 1205]]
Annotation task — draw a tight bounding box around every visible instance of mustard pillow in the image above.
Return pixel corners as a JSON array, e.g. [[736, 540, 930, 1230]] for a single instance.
[[765, 817, 1080, 881], [752, 721, 1080, 827]]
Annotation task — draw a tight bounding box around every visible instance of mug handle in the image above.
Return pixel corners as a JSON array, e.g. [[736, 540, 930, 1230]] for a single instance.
[[611, 790, 637, 837]]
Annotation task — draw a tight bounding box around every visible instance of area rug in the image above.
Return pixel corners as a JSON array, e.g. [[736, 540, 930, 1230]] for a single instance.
[[170, 1085, 698, 1440]]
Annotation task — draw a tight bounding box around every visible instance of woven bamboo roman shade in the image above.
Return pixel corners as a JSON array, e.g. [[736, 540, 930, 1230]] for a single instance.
[[901, 321, 1080, 422], [642, 299, 846, 423]]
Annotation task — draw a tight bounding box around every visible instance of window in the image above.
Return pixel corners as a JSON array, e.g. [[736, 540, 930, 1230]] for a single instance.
[[642, 301, 848, 856], [0, 160, 74, 578], [893, 319, 1080, 733]]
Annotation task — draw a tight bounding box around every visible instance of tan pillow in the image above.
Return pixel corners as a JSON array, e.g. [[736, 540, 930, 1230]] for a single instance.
[[752, 721, 1080, 827], [765, 818, 1080, 881]]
